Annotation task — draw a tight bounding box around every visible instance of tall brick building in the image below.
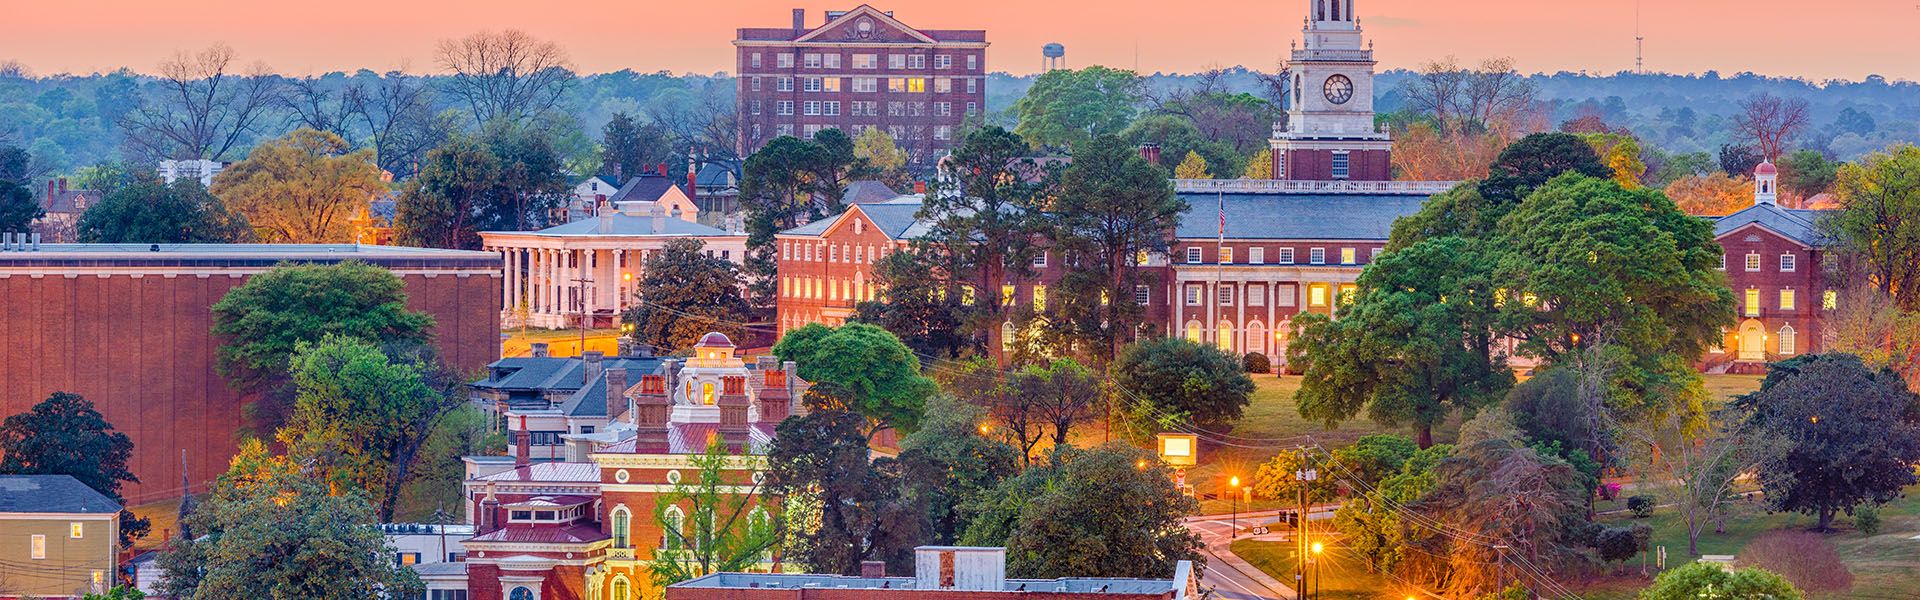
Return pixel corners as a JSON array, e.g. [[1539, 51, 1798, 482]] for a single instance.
[[1269, 0, 1392, 181], [0, 243, 501, 503], [1711, 162, 1834, 367], [734, 6, 988, 165]]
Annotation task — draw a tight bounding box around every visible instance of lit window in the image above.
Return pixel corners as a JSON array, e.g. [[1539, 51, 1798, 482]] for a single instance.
[[30, 534, 43, 559], [1002, 285, 1016, 307], [1216, 321, 1234, 351], [1219, 247, 1233, 264], [1309, 284, 1329, 307], [823, 78, 841, 93], [1340, 284, 1358, 305], [612, 578, 631, 600], [907, 78, 927, 93], [1744, 288, 1761, 317], [69, 523, 82, 539], [1279, 248, 1296, 264], [1310, 248, 1326, 265], [1340, 248, 1356, 265], [1033, 285, 1047, 311], [1745, 253, 1761, 272], [1779, 289, 1796, 311], [398, 553, 421, 566], [1823, 290, 1838, 310], [1779, 254, 1796, 272]]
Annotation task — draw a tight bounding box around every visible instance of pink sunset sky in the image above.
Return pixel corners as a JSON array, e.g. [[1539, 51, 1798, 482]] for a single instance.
[[4, 0, 1917, 81]]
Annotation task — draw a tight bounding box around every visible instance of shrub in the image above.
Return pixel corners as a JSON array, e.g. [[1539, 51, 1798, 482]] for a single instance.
[[1243, 352, 1272, 373], [1593, 523, 1652, 566], [1739, 530, 1852, 594], [1627, 494, 1657, 518], [1855, 504, 1881, 535]]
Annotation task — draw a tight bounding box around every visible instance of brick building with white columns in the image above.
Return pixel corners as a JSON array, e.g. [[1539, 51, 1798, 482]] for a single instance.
[[482, 206, 747, 329]]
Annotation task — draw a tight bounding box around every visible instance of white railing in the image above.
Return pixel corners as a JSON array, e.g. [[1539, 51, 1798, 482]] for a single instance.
[[1173, 179, 1460, 195]]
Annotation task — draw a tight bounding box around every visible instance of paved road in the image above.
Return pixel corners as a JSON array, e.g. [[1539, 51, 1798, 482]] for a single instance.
[[1183, 506, 1341, 600]]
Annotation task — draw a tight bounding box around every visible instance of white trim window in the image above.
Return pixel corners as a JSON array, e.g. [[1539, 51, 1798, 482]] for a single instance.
[[1779, 253, 1796, 272], [1185, 247, 1203, 264], [1250, 247, 1265, 264], [1185, 285, 1202, 306], [1218, 286, 1234, 306], [1248, 286, 1266, 306], [1135, 285, 1150, 305], [1310, 247, 1326, 265], [1745, 253, 1762, 272], [1279, 247, 1295, 264], [1331, 152, 1351, 179]]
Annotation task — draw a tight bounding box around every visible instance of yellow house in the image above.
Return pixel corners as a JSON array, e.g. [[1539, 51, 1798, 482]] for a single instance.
[[0, 475, 122, 597]]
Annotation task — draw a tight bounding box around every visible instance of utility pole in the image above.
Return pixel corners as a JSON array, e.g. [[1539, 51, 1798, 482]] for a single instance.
[[1294, 447, 1316, 600]]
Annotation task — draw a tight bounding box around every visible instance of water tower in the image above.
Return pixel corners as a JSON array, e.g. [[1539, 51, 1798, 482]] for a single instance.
[[1042, 43, 1066, 72]]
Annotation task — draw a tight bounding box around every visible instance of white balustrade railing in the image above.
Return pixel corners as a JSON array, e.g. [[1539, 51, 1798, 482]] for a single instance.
[[1172, 179, 1459, 195]]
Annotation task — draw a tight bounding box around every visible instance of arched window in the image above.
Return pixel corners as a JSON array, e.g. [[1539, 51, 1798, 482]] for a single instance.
[[1000, 321, 1016, 354], [663, 505, 686, 550], [611, 507, 630, 548], [1216, 320, 1235, 352], [1778, 325, 1797, 356], [610, 577, 631, 600], [1184, 320, 1203, 342], [511, 587, 535, 600], [1245, 321, 1267, 357]]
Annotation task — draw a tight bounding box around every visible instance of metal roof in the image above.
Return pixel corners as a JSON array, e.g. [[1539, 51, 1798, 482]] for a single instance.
[[1173, 193, 1429, 241], [0, 475, 122, 514], [1713, 203, 1830, 247]]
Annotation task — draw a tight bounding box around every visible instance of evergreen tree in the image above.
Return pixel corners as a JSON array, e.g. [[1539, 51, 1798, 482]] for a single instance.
[[0, 392, 150, 548], [619, 238, 753, 353]]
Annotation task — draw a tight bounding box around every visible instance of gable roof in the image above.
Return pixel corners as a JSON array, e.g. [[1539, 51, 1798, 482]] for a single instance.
[[843, 180, 902, 205], [1174, 193, 1430, 241], [609, 174, 685, 204], [795, 5, 939, 44], [781, 197, 927, 239], [576, 175, 621, 190], [0, 475, 121, 514], [695, 164, 738, 188], [738, 5, 984, 44], [1714, 203, 1830, 247], [486, 212, 733, 238]]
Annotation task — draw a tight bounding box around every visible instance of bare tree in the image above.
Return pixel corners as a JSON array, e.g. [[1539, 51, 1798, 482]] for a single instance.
[[1626, 407, 1763, 556], [1398, 56, 1536, 136], [0, 60, 32, 79], [345, 71, 446, 179], [284, 76, 357, 140], [434, 30, 575, 125], [649, 83, 742, 171], [120, 44, 285, 161], [1147, 67, 1280, 156], [1734, 93, 1810, 161]]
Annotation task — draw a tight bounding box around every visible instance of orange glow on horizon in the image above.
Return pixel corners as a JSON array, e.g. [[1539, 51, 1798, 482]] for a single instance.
[[2, 1, 1916, 81]]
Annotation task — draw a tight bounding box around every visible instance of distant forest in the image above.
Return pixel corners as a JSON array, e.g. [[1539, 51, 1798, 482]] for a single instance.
[[2, 61, 1915, 178]]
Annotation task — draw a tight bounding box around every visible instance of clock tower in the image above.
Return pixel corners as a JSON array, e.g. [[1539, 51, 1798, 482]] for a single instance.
[[1269, 0, 1392, 181]]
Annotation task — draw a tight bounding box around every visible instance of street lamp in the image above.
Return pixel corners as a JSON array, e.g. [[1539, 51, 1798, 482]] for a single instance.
[[1228, 475, 1241, 538], [1310, 542, 1323, 600]]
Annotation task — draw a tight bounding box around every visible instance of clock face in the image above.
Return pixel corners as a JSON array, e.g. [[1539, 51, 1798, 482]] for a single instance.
[[1323, 74, 1354, 105]]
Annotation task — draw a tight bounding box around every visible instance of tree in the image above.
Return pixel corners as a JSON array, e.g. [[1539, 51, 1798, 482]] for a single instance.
[[620, 238, 753, 352], [1823, 285, 1920, 388], [1329, 434, 1420, 488], [1013, 66, 1143, 151], [1110, 337, 1255, 434], [434, 29, 575, 125], [1120, 115, 1241, 179], [0, 154, 41, 233], [1148, 74, 1279, 158], [1388, 120, 1509, 182], [896, 394, 1020, 544], [156, 440, 423, 600], [1639, 562, 1803, 600], [345, 71, 444, 180], [392, 135, 500, 249], [0, 392, 150, 549], [1665, 172, 1754, 216], [1173, 150, 1211, 179], [210, 128, 385, 243], [1478, 132, 1612, 204], [1493, 174, 1734, 420], [1737, 354, 1920, 531], [1579, 132, 1646, 189], [1332, 443, 1452, 573], [1242, 148, 1275, 179], [1777, 149, 1837, 203], [82, 587, 145, 600], [773, 323, 935, 434], [1827, 145, 1920, 310], [852, 249, 973, 359], [1719, 143, 1763, 178], [647, 438, 780, 586], [477, 120, 570, 232], [76, 179, 250, 243], [1252, 450, 1335, 504], [1628, 404, 1759, 556], [210, 261, 435, 429], [1013, 359, 1103, 450], [1290, 236, 1512, 447], [851, 127, 912, 190], [1734, 93, 1811, 160], [970, 443, 1202, 579], [279, 336, 464, 522], [919, 126, 1052, 361], [766, 403, 923, 575], [740, 134, 860, 305], [119, 44, 283, 161], [1396, 57, 1538, 136], [601, 112, 673, 180], [1046, 133, 1184, 362]]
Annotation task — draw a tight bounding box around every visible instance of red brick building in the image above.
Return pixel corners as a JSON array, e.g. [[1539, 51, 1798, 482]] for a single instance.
[[0, 243, 500, 503], [1267, 0, 1392, 181], [461, 333, 798, 600], [1710, 162, 1834, 368], [734, 5, 987, 165], [666, 546, 1195, 599]]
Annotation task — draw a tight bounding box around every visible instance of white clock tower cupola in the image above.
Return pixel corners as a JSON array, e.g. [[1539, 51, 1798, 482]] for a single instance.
[[1267, 0, 1393, 181]]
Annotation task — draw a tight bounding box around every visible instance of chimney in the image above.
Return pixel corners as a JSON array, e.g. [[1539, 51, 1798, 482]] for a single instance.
[[757, 370, 792, 424], [651, 203, 666, 233], [635, 373, 672, 447], [583, 350, 605, 385], [718, 375, 751, 451], [530, 343, 550, 358], [1139, 143, 1162, 165], [57, 177, 66, 193], [687, 157, 700, 203], [792, 8, 806, 31], [605, 367, 628, 421], [45, 181, 55, 209], [861, 561, 887, 578], [479, 483, 501, 532], [513, 415, 531, 467], [657, 163, 668, 177], [913, 181, 927, 194]]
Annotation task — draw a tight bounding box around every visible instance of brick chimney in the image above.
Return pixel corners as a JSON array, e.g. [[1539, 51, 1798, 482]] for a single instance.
[[635, 373, 672, 447], [718, 375, 751, 451], [513, 415, 531, 467], [913, 181, 927, 194], [57, 177, 66, 194], [792, 8, 806, 31], [1139, 143, 1162, 165], [605, 367, 628, 421], [687, 155, 700, 203], [44, 180, 55, 209], [479, 482, 501, 532], [656, 163, 668, 177], [757, 369, 792, 424]]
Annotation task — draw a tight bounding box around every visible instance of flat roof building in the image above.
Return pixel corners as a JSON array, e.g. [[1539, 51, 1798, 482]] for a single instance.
[[668, 546, 1195, 599]]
